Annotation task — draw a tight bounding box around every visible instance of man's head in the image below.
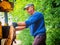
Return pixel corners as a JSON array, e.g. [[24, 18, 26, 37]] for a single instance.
[[24, 4, 35, 15]]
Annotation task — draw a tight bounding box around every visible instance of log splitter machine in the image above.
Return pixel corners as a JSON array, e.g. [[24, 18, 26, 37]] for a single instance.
[[0, 0, 16, 45]]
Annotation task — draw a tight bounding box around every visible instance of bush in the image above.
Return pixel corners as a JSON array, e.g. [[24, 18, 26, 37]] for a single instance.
[[17, 28, 34, 45]]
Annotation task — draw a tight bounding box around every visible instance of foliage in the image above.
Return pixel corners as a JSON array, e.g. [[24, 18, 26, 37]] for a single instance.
[[10, 0, 60, 45], [17, 29, 34, 45]]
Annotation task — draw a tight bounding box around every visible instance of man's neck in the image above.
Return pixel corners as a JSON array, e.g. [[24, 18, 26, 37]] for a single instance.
[[31, 11, 36, 15]]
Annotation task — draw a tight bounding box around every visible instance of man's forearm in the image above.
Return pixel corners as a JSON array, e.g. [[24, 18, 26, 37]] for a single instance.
[[15, 26, 26, 31], [17, 22, 26, 26]]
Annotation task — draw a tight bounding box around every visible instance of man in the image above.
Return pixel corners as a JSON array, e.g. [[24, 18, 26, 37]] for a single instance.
[[14, 3, 46, 45]]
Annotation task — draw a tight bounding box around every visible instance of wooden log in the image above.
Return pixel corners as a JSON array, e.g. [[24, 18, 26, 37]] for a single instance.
[[0, 25, 16, 45], [4, 26, 15, 45], [0, 22, 2, 39]]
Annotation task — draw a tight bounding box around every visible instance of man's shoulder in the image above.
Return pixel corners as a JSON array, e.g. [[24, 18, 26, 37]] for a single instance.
[[34, 12, 43, 16], [34, 12, 43, 15]]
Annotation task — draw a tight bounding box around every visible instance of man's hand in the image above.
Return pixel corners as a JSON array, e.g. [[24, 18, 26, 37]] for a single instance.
[[12, 22, 18, 28]]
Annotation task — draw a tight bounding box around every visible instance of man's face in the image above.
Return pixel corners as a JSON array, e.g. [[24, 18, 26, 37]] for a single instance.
[[26, 6, 34, 15]]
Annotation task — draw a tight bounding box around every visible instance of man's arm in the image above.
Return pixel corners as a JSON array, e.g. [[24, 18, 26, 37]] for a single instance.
[[15, 26, 26, 31], [15, 22, 26, 31], [17, 22, 26, 26], [25, 12, 43, 28]]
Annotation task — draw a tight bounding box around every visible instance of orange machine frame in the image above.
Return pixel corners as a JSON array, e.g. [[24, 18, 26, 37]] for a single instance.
[[0, 0, 14, 12]]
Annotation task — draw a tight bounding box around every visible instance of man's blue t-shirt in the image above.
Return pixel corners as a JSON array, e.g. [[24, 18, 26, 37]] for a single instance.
[[25, 12, 46, 37]]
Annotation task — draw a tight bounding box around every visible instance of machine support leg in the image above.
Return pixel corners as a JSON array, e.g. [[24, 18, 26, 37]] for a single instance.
[[4, 12, 8, 25]]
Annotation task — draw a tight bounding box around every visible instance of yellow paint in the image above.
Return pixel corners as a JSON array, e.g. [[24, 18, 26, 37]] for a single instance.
[[0, 1, 13, 12]]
